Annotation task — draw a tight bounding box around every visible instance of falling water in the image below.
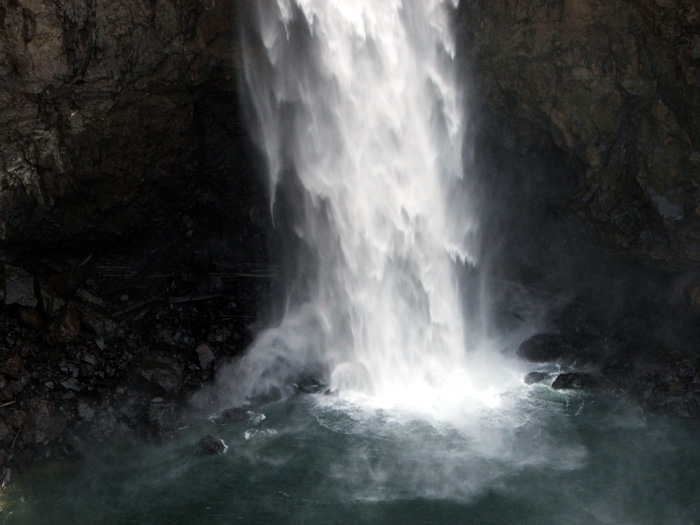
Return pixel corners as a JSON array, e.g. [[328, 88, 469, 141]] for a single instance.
[[233, 0, 502, 411], [4, 4, 700, 523]]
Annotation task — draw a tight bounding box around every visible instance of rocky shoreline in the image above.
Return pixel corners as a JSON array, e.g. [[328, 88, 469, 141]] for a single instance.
[[517, 300, 700, 419], [0, 220, 271, 487]]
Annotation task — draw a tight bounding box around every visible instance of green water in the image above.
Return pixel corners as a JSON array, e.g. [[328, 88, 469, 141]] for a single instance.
[[2, 388, 699, 524]]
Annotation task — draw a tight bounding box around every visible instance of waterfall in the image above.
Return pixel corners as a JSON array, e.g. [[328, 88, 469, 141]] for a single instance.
[[234, 0, 493, 410]]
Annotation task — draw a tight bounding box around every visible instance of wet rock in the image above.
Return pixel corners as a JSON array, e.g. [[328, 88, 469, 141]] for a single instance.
[[147, 399, 180, 437], [207, 325, 234, 344], [62, 435, 86, 458], [246, 386, 283, 406], [553, 303, 602, 339], [75, 289, 109, 310], [551, 373, 599, 391], [133, 357, 182, 395], [524, 372, 549, 385], [517, 333, 571, 362], [10, 376, 30, 396], [80, 305, 120, 340], [47, 303, 81, 344], [24, 399, 66, 445], [81, 353, 98, 367], [1, 356, 23, 379], [194, 435, 227, 455], [294, 375, 326, 394], [0, 378, 13, 401], [196, 343, 215, 370], [38, 282, 65, 317], [117, 393, 148, 428], [154, 326, 194, 348], [0, 417, 14, 446], [77, 402, 95, 421], [1, 468, 11, 489], [5, 410, 26, 431], [210, 407, 254, 425], [4, 266, 37, 307], [18, 307, 43, 330], [86, 409, 121, 443], [61, 378, 81, 392], [632, 359, 700, 418]]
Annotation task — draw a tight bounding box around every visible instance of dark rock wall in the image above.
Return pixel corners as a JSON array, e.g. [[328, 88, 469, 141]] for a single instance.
[[2, 0, 697, 268], [0, 0, 260, 250], [459, 0, 700, 264], [0, 0, 274, 476]]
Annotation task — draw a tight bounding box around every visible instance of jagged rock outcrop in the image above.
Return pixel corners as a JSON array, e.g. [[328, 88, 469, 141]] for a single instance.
[[460, 0, 700, 263]]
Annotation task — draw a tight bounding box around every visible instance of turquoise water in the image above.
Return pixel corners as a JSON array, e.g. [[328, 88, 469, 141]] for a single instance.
[[2, 388, 699, 524]]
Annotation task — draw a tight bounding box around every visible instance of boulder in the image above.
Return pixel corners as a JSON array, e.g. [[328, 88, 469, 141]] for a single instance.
[[23, 398, 66, 445], [0, 356, 23, 379], [210, 407, 254, 425], [147, 399, 180, 437], [551, 373, 599, 391], [46, 303, 81, 344], [3, 266, 37, 307], [517, 333, 570, 363], [0, 417, 14, 446], [196, 343, 216, 370], [132, 357, 182, 395], [194, 435, 227, 455], [553, 303, 602, 340], [632, 359, 700, 418]]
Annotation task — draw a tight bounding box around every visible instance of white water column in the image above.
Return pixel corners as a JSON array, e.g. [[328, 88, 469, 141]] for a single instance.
[[241, 0, 480, 405]]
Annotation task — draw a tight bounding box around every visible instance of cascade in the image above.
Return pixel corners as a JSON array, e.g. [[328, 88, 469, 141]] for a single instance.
[[236, 0, 495, 411]]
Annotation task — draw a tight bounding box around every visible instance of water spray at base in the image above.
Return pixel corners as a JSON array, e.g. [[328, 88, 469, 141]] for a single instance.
[[225, 0, 520, 415]]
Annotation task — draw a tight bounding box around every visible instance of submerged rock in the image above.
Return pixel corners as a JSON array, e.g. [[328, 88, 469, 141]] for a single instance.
[[551, 373, 599, 391], [246, 386, 283, 406], [194, 435, 227, 455], [294, 375, 326, 394], [210, 407, 254, 425]]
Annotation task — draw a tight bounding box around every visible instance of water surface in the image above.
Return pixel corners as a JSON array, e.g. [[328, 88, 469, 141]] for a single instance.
[[3, 387, 698, 524]]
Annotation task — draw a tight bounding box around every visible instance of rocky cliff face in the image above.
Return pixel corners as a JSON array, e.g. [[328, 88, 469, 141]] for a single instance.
[[0, 0, 258, 250], [2, 0, 698, 265], [458, 0, 700, 418], [460, 0, 700, 264], [0, 0, 274, 478]]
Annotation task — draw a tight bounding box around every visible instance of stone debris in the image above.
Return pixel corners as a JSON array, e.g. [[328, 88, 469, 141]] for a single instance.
[[4, 266, 37, 308], [196, 343, 216, 370], [194, 435, 227, 455]]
